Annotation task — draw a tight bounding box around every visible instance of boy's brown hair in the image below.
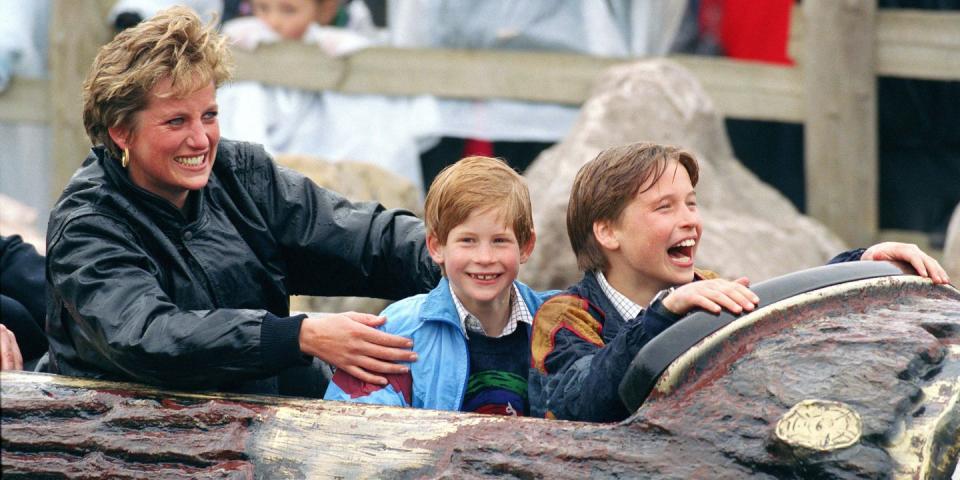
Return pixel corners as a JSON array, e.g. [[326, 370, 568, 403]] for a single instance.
[[567, 142, 699, 272], [424, 156, 534, 249]]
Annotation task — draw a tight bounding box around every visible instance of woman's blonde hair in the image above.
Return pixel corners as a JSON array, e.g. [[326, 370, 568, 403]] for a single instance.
[[82, 6, 233, 158]]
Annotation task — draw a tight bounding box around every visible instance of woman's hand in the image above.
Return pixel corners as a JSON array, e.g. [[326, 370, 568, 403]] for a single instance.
[[861, 242, 950, 284], [661, 277, 759, 316], [0, 324, 23, 371], [298, 312, 418, 386]]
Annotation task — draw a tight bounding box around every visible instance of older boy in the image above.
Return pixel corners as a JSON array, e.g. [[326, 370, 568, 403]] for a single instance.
[[325, 156, 555, 415], [530, 142, 949, 423]]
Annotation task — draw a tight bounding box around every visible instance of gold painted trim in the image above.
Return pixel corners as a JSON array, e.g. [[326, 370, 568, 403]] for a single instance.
[[886, 344, 960, 480]]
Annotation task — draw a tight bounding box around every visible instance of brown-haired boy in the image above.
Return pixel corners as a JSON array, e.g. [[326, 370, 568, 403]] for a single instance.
[[325, 156, 556, 415], [529, 142, 949, 422]]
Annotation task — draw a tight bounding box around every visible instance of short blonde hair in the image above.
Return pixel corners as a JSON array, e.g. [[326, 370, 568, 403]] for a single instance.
[[424, 156, 534, 249], [567, 142, 699, 273], [82, 6, 232, 158]]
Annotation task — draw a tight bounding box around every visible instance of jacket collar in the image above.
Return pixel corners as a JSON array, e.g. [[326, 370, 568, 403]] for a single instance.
[[420, 277, 546, 335], [572, 270, 627, 326], [420, 277, 465, 330], [98, 145, 207, 226], [575, 269, 711, 324]]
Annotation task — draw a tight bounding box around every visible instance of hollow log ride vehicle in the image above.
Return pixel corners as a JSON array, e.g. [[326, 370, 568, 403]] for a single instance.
[[2, 262, 959, 479]]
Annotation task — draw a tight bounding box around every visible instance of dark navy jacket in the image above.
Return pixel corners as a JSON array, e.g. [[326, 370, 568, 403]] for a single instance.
[[529, 270, 693, 422], [529, 249, 864, 423], [1, 234, 47, 360]]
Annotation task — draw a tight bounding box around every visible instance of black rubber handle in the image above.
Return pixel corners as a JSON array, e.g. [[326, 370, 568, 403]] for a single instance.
[[618, 261, 905, 413]]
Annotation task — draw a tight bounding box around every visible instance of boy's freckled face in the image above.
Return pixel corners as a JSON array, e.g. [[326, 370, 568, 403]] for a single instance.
[[427, 208, 533, 314], [251, 0, 321, 40], [606, 160, 702, 291]]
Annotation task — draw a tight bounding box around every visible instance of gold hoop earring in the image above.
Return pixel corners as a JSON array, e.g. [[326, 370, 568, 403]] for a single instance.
[[121, 148, 129, 168]]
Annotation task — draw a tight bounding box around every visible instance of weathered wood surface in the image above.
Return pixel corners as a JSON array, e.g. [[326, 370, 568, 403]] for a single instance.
[[875, 9, 960, 81], [3, 372, 735, 479], [802, 0, 878, 247], [0, 78, 49, 124], [2, 276, 959, 479], [636, 276, 960, 479], [48, 0, 114, 206]]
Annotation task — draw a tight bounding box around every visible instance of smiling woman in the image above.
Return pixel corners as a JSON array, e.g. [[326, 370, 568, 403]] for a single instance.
[[109, 80, 219, 209], [44, 6, 440, 396]]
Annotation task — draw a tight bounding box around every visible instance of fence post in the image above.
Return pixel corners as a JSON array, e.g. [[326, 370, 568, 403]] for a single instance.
[[802, 0, 878, 247], [48, 0, 112, 201]]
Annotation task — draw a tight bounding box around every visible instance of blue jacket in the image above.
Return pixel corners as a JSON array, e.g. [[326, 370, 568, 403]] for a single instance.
[[324, 277, 555, 411]]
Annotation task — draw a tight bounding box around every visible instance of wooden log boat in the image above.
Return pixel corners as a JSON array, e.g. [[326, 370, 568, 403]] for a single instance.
[[2, 263, 958, 479]]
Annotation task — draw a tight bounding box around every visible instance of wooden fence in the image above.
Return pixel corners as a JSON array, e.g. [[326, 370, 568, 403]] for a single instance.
[[1, 0, 958, 246]]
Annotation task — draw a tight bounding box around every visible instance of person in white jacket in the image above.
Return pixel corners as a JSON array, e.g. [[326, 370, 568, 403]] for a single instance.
[[0, 0, 52, 235], [217, 0, 439, 191], [387, 0, 688, 145]]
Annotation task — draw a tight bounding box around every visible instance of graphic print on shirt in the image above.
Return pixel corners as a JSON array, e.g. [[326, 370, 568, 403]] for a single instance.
[[462, 326, 530, 416]]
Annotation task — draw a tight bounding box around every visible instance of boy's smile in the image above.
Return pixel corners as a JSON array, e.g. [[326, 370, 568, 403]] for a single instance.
[[667, 237, 697, 266], [428, 208, 534, 334], [599, 159, 702, 304]]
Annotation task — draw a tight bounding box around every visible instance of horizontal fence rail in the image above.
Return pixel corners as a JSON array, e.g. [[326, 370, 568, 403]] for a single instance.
[[0, 78, 49, 124], [2, 9, 956, 125]]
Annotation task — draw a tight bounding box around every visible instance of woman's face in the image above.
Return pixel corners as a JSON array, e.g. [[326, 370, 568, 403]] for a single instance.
[[110, 79, 219, 209]]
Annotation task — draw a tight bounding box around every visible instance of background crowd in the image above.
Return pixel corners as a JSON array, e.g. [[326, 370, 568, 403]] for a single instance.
[[3, 0, 957, 238]]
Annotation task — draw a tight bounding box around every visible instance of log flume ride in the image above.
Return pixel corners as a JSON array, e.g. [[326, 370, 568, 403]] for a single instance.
[[2, 263, 958, 479]]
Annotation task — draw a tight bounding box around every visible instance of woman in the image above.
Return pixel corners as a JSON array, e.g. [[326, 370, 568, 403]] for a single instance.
[[45, 7, 440, 395]]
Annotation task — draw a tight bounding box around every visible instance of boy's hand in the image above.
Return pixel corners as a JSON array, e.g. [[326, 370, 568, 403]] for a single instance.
[[861, 242, 950, 284], [299, 312, 418, 386], [661, 277, 759, 316]]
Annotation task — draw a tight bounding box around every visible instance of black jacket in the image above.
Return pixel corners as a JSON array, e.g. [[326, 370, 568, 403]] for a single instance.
[[46, 140, 440, 393], [0, 235, 47, 360]]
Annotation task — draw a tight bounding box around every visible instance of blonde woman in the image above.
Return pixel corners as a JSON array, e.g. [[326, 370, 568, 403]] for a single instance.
[[46, 7, 439, 395]]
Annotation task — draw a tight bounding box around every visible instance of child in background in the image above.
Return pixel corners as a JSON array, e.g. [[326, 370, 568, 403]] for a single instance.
[[218, 0, 438, 191], [529, 142, 950, 423], [222, 0, 369, 54], [325, 157, 555, 415]]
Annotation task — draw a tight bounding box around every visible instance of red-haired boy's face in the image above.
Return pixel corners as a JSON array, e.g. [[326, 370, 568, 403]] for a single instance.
[[598, 159, 702, 297], [427, 208, 534, 330]]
